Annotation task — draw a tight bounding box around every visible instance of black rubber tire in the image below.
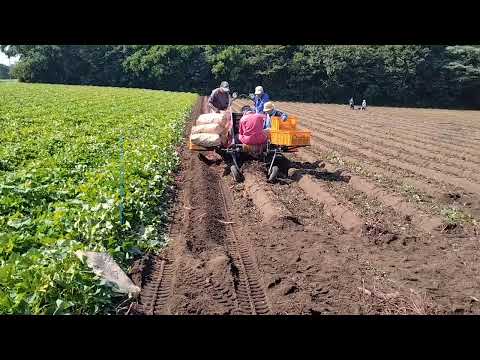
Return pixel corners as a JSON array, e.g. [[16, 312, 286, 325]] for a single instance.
[[268, 165, 279, 183], [231, 165, 242, 182]]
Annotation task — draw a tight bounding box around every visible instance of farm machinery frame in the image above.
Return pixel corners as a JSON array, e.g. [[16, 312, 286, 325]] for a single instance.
[[189, 93, 311, 182]]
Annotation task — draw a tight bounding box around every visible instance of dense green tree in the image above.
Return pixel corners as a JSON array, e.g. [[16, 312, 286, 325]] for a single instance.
[[2, 44, 480, 109], [124, 45, 213, 92], [444, 45, 480, 107]]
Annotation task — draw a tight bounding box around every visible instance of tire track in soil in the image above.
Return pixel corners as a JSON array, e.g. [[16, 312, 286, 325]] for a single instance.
[[134, 255, 175, 315], [219, 178, 271, 314], [132, 97, 270, 315]]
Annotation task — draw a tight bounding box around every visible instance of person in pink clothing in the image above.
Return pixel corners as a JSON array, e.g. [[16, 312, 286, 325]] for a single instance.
[[238, 106, 267, 146]]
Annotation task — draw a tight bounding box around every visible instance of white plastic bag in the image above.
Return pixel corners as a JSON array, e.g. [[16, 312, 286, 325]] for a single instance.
[[75, 251, 141, 296]]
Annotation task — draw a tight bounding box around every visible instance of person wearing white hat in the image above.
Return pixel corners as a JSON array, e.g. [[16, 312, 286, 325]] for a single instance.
[[361, 99, 367, 110], [253, 85, 270, 114], [208, 81, 231, 113], [262, 101, 288, 130]]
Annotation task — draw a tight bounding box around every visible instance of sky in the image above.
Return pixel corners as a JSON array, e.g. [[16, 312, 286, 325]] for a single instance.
[[0, 51, 20, 66]]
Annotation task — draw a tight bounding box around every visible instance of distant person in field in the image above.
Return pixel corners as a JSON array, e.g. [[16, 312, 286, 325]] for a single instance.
[[208, 81, 230, 113], [361, 99, 367, 110], [262, 101, 288, 130], [237, 105, 267, 146], [253, 86, 270, 113], [349, 97, 354, 109]]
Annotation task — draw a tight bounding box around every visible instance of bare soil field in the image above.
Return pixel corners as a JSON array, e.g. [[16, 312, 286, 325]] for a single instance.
[[129, 99, 480, 315]]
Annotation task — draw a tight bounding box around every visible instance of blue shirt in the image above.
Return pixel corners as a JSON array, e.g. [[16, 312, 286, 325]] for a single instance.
[[254, 93, 270, 113], [263, 110, 288, 130]]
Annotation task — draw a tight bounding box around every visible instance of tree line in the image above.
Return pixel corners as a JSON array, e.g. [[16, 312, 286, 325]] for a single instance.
[[2, 45, 479, 109]]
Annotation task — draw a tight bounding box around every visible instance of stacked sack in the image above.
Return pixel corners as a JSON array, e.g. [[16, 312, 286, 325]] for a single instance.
[[190, 111, 230, 147]]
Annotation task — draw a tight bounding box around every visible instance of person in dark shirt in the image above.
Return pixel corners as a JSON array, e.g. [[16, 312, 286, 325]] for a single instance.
[[208, 81, 230, 112]]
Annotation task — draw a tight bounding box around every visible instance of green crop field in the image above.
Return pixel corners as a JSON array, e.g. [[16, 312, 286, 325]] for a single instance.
[[0, 82, 198, 314]]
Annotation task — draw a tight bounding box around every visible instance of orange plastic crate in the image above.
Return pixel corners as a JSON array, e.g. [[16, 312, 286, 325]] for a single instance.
[[271, 116, 297, 131], [269, 130, 311, 146]]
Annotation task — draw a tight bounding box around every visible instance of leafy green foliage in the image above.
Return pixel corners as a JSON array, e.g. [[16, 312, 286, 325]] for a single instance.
[[0, 82, 198, 314]]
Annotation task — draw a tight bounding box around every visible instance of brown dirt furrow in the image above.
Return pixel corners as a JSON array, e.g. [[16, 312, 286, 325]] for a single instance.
[[244, 100, 480, 155], [304, 120, 480, 183], [280, 103, 480, 150], [276, 157, 479, 314], [304, 136, 480, 219], [290, 171, 364, 235], [301, 114, 480, 171], [243, 171, 292, 225], [338, 123, 480, 166], [279, 102, 480, 138], [302, 145, 442, 199], [292, 101, 480, 123], [300, 137, 439, 195], [301, 108, 480, 162], [245, 167, 444, 314], [276, 102, 480, 126], [307, 131, 480, 195], [303, 143, 480, 221], [353, 115, 480, 139], [274, 102, 480, 168], [296, 151, 445, 234], [313, 128, 480, 190]]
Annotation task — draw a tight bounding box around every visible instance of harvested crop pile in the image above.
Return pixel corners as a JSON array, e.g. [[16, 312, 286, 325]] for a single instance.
[[189, 112, 229, 147]]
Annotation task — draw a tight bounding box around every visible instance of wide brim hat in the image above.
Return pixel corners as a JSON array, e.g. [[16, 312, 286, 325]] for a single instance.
[[263, 101, 274, 112]]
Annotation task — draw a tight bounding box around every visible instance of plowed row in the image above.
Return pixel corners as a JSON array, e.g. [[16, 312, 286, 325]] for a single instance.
[[131, 99, 480, 315]]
